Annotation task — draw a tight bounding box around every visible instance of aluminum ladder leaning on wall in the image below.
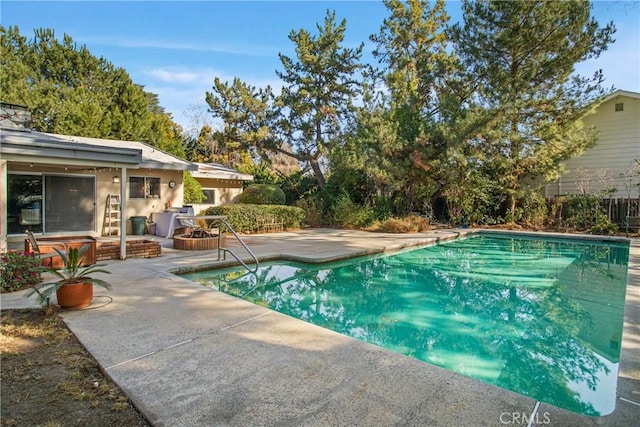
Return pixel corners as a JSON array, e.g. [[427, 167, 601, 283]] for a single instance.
[[102, 194, 121, 237]]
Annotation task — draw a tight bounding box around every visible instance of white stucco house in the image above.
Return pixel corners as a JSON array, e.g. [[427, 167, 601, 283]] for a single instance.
[[189, 162, 253, 214], [0, 104, 250, 254], [0, 104, 197, 254]]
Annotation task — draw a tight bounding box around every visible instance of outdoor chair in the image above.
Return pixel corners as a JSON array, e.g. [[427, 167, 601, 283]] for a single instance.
[[256, 214, 283, 233], [25, 230, 67, 267], [176, 217, 218, 237], [178, 217, 199, 229]]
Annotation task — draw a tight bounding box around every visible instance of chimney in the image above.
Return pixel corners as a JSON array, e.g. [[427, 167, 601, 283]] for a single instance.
[[0, 102, 32, 130]]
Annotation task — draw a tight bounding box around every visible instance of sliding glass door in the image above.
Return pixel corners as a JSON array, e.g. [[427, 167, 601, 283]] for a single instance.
[[7, 174, 43, 234], [44, 175, 95, 232], [7, 173, 96, 234]]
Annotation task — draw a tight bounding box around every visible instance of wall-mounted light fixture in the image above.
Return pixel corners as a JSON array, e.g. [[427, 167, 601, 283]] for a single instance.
[[113, 176, 120, 184]]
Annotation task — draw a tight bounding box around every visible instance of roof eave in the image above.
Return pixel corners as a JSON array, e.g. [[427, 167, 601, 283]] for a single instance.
[[141, 160, 198, 171], [597, 89, 640, 106], [0, 138, 142, 166]]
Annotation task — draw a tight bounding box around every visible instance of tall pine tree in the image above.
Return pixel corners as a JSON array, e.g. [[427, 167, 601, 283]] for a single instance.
[[349, 0, 459, 214], [274, 10, 364, 188], [450, 0, 616, 220], [205, 10, 363, 188]]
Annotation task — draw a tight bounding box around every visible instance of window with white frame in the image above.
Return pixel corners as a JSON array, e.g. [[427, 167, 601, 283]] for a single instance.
[[202, 188, 216, 205], [130, 176, 161, 199]]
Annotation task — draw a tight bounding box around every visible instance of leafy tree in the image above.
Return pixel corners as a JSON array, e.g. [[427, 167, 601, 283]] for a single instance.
[[268, 143, 302, 176], [273, 10, 364, 188], [237, 161, 279, 186], [278, 170, 318, 205], [183, 171, 204, 204], [370, 0, 453, 125], [184, 125, 214, 163], [184, 123, 252, 167], [0, 26, 183, 154], [450, 0, 616, 221], [205, 77, 273, 164], [0, 26, 32, 105], [147, 109, 185, 158], [345, 0, 464, 216]]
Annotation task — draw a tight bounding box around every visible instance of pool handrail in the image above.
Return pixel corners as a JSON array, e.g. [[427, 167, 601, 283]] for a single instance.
[[217, 219, 259, 274]]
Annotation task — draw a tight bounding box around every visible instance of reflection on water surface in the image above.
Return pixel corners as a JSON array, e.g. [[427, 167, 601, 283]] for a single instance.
[[182, 234, 629, 416]]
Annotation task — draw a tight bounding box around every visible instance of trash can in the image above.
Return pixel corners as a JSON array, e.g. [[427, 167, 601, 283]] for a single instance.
[[130, 216, 147, 235], [147, 222, 157, 235]]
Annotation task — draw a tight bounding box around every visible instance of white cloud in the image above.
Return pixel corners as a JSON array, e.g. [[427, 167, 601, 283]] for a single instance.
[[146, 69, 200, 83], [141, 66, 283, 134], [80, 35, 279, 57]]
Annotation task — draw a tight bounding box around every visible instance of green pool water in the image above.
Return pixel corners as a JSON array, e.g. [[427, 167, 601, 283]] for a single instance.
[[181, 233, 630, 416]]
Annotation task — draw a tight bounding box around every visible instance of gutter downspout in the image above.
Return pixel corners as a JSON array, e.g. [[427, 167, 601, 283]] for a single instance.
[[119, 167, 126, 260]]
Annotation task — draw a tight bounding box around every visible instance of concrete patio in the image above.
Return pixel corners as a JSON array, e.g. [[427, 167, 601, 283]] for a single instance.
[[2, 228, 639, 426]]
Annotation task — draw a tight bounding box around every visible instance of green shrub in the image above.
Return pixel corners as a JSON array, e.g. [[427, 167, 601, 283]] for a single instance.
[[296, 197, 325, 228], [240, 184, 286, 205], [330, 193, 374, 229], [519, 190, 548, 229], [564, 194, 607, 230], [373, 196, 394, 221], [202, 204, 305, 233], [1, 251, 42, 293], [183, 171, 205, 204], [279, 171, 318, 205], [590, 217, 618, 235]]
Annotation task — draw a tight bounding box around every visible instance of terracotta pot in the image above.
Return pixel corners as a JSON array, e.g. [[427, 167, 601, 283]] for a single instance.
[[56, 282, 94, 309]]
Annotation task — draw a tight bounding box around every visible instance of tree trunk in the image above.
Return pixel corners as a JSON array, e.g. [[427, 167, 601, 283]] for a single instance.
[[309, 158, 326, 188], [508, 192, 516, 222]]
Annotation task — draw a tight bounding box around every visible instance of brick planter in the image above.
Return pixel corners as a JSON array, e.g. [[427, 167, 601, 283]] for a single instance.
[[26, 236, 96, 268], [97, 240, 161, 261], [173, 234, 226, 250]]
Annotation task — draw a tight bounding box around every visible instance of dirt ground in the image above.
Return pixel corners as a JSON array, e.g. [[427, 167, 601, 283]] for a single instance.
[[1, 308, 149, 427]]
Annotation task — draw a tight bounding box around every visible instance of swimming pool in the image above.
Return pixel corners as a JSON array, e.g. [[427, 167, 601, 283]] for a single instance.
[[182, 233, 630, 416]]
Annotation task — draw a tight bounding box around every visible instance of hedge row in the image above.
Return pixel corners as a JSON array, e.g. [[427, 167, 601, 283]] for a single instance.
[[201, 204, 306, 233]]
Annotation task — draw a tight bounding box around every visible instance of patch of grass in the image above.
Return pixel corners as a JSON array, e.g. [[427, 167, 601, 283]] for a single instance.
[[1, 309, 149, 426], [366, 215, 432, 233]]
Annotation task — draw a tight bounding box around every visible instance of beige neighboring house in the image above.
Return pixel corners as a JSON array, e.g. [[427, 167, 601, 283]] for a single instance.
[[189, 162, 253, 214], [545, 89, 640, 199], [0, 103, 196, 254]]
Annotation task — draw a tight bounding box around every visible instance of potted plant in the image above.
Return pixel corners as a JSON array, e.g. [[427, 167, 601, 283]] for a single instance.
[[28, 244, 111, 309]]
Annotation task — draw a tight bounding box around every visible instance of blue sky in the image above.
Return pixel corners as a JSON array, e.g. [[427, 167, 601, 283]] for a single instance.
[[3, 1, 639, 134]]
